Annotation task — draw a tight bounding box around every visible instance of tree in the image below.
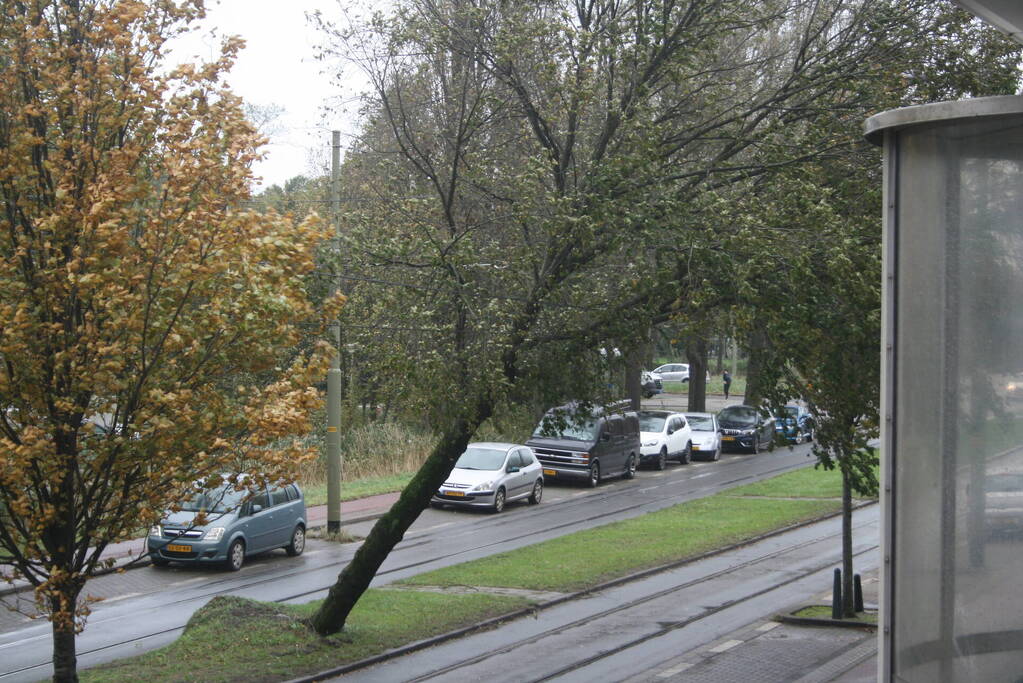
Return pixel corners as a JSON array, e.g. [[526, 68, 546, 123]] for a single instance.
[[307, 0, 960, 635], [0, 2, 338, 679]]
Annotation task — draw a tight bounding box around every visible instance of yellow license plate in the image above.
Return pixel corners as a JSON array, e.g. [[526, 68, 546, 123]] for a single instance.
[[691, 446, 700, 450], [167, 544, 191, 552], [722, 436, 735, 441], [445, 490, 465, 497], [543, 469, 556, 476]]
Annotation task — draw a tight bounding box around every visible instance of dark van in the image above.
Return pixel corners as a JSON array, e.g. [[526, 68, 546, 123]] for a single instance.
[[525, 402, 640, 487]]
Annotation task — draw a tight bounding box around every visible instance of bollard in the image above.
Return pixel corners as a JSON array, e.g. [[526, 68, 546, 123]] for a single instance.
[[854, 573, 864, 613], [832, 568, 842, 620]]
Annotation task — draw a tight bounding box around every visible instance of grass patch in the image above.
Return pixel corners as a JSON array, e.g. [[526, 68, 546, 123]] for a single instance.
[[82, 590, 530, 683], [792, 604, 878, 625], [302, 472, 414, 507], [400, 495, 840, 593]]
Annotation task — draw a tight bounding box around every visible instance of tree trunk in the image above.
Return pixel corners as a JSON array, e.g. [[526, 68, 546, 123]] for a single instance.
[[686, 336, 708, 413], [714, 336, 724, 374], [51, 594, 80, 682], [743, 326, 768, 407], [310, 403, 492, 635], [841, 466, 855, 617]]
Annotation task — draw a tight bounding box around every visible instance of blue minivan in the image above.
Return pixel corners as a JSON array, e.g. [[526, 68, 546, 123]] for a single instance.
[[148, 478, 307, 571]]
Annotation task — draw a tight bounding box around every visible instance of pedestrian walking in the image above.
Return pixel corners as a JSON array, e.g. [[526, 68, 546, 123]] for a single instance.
[[723, 370, 732, 399]]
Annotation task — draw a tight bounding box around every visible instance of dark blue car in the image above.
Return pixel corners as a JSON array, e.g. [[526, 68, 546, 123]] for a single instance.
[[775, 405, 814, 444]]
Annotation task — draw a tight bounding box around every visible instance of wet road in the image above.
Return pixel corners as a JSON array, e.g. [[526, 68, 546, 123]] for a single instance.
[[0, 434, 817, 682]]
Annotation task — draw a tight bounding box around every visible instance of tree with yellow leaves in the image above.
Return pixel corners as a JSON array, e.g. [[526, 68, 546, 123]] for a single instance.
[[0, 2, 338, 680]]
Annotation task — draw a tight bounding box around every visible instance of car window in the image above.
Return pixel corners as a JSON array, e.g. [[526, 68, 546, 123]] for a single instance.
[[520, 449, 535, 466], [250, 488, 269, 510], [607, 417, 623, 436], [455, 446, 508, 471], [686, 415, 714, 430], [508, 451, 523, 468], [269, 486, 288, 507], [285, 484, 300, 501], [638, 413, 667, 432], [678, 417, 687, 429]]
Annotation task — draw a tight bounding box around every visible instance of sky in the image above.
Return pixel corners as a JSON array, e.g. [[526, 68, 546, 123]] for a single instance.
[[170, 0, 364, 190]]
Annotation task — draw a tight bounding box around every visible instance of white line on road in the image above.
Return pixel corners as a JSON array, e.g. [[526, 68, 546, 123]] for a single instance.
[[708, 639, 744, 653]]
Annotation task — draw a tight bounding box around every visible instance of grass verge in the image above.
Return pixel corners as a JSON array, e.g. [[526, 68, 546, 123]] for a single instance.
[[791, 604, 878, 625], [82, 591, 530, 683], [301, 472, 414, 507]]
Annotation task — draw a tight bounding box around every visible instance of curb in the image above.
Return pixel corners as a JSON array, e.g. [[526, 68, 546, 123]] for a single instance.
[[285, 501, 878, 683], [0, 509, 388, 600], [774, 608, 878, 631]]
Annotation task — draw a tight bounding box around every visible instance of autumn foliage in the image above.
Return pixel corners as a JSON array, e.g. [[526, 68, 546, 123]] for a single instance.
[[0, 1, 337, 678]]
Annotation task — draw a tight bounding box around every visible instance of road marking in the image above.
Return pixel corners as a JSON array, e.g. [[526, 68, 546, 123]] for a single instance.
[[691, 473, 712, 479], [99, 591, 142, 604], [169, 576, 208, 587], [757, 621, 780, 632], [657, 662, 692, 677], [709, 639, 744, 653]]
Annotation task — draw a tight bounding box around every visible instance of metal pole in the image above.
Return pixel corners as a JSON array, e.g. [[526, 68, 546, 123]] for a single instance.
[[326, 130, 342, 534]]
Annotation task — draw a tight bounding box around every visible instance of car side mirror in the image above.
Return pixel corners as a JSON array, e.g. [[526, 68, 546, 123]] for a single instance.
[[251, 504, 263, 514], [667, 427, 675, 435], [601, 432, 610, 441], [506, 465, 520, 473]]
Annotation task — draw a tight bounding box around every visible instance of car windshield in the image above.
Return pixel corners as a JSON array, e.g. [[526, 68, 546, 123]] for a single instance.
[[638, 414, 667, 432], [720, 407, 757, 426], [533, 413, 600, 441], [454, 447, 508, 471], [987, 473, 1023, 493], [782, 407, 799, 418], [687, 415, 714, 431], [176, 486, 247, 514]]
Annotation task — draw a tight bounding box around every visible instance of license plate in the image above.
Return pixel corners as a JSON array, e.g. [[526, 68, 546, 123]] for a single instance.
[[543, 469, 556, 476], [722, 436, 735, 441], [445, 490, 465, 497], [691, 446, 700, 450], [167, 544, 191, 552]]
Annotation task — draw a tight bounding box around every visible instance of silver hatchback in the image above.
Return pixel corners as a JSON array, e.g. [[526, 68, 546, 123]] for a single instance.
[[432, 442, 544, 513]]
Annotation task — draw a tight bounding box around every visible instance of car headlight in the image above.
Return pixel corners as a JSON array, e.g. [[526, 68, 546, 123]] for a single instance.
[[471, 481, 495, 492], [204, 527, 226, 542], [741, 429, 755, 436], [149, 525, 162, 538]]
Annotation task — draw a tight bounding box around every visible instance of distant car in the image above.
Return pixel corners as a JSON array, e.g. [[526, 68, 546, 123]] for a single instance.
[[685, 412, 721, 461], [432, 442, 544, 513], [642, 371, 663, 398], [985, 469, 1023, 534], [718, 405, 775, 453], [148, 477, 307, 571], [653, 363, 689, 382], [638, 410, 692, 469], [775, 404, 814, 443]]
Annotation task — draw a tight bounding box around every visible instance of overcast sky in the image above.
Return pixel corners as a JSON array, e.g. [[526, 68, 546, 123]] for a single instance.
[[171, 0, 364, 190]]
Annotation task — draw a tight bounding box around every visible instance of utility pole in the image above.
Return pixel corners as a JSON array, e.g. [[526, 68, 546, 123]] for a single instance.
[[326, 130, 342, 534]]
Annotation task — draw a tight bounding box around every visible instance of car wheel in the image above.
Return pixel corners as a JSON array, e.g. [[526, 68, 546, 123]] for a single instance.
[[588, 462, 600, 488], [493, 487, 506, 513], [681, 442, 692, 465], [767, 434, 776, 452], [752, 435, 760, 454], [151, 556, 169, 567], [528, 479, 543, 505], [429, 501, 444, 509], [644, 391, 654, 399], [285, 525, 305, 557], [624, 454, 636, 479], [656, 447, 667, 471], [226, 539, 245, 572], [711, 445, 720, 461]]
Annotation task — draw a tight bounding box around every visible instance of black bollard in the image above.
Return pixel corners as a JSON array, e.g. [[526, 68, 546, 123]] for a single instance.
[[832, 568, 842, 620], [854, 573, 864, 613]]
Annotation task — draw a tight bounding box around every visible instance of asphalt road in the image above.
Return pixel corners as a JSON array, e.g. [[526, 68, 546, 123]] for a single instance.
[[0, 411, 816, 682]]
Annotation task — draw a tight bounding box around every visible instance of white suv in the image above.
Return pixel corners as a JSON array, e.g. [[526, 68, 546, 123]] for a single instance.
[[637, 411, 693, 469]]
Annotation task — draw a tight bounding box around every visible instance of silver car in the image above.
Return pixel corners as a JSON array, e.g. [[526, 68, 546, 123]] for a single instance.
[[432, 442, 544, 513]]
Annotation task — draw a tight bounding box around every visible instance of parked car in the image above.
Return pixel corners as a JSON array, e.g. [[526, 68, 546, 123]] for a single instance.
[[641, 370, 663, 398], [526, 401, 640, 487], [684, 412, 721, 461], [653, 363, 690, 382], [638, 410, 692, 469], [148, 477, 306, 571], [718, 405, 775, 453], [775, 404, 814, 443], [431, 442, 544, 513]]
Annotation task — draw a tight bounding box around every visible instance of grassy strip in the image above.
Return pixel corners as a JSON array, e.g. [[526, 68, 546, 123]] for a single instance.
[[302, 472, 414, 507], [792, 604, 878, 625], [82, 591, 529, 683], [399, 496, 840, 592]]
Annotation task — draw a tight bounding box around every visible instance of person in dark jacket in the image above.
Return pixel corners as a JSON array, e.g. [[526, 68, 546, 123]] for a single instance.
[[723, 370, 732, 400]]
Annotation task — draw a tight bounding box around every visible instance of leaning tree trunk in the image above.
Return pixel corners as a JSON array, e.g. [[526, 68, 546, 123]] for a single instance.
[[625, 346, 644, 411], [743, 326, 769, 407], [310, 404, 492, 635], [841, 465, 855, 617], [686, 336, 708, 412]]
